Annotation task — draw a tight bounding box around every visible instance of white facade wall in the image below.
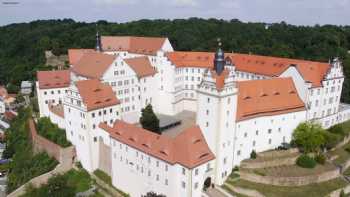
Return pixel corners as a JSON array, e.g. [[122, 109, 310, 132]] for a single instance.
[[110, 137, 212, 197], [233, 110, 306, 166], [196, 66, 237, 185], [0, 98, 5, 114], [48, 109, 65, 129], [36, 81, 68, 117], [279, 66, 310, 103], [64, 85, 121, 172]]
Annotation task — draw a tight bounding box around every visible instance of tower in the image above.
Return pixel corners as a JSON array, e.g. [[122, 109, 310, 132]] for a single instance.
[[214, 38, 225, 75], [196, 40, 237, 185], [96, 29, 102, 52]]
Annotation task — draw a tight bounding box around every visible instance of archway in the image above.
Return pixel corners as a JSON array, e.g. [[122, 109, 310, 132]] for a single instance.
[[203, 177, 211, 191]]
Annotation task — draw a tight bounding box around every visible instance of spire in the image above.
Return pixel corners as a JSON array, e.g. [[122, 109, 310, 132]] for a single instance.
[[214, 38, 225, 75], [95, 24, 102, 52]]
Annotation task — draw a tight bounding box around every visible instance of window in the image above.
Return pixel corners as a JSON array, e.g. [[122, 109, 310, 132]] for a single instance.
[[194, 182, 198, 189], [268, 129, 272, 134], [278, 128, 281, 132], [148, 170, 151, 177], [156, 161, 159, 167], [256, 130, 259, 135], [182, 181, 186, 189], [206, 122, 209, 127], [244, 132, 247, 137], [182, 168, 186, 175], [207, 98, 210, 103], [206, 110, 209, 115], [253, 141, 256, 146], [223, 157, 227, 164], [195, 169, 199, 176], [237, 150, 241, 156], [269, 139, 272, 144], [156, 174, 159, 181], [165, 165, 168, 171], [165, 179, 168, 185]]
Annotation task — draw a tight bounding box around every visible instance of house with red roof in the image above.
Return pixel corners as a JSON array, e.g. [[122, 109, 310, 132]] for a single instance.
[[34, 34, 350, 197]]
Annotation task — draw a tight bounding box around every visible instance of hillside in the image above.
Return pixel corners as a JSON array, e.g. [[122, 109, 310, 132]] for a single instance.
[[0, 18, 350, 101]]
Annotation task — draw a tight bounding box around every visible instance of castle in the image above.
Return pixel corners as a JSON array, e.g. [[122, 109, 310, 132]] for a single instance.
[[35, 33, 350, 197]]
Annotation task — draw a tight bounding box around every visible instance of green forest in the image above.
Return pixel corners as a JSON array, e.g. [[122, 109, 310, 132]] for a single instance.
[[0, 18, 350, 101]]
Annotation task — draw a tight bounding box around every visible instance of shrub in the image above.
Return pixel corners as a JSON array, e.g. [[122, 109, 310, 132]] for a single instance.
[[296, 154, 317, 168], [328, 124, 346, 138], [232, 166, 239, 172], [315, 154, 326, 165], [345, 146, 350, 153], [250, 150, 257, 159], [323, 131, 341, 150]]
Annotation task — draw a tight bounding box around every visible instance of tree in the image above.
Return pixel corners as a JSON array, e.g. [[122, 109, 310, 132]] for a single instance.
[[292, 122, 325, 153], [140, 104, 160, 134], [142, 192, 166, 197]]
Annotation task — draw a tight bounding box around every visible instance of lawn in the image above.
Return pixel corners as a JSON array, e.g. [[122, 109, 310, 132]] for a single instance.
[[93, 169, 130, 197], [328, 142, 350, 165], [225, 178, 347, 197], [249, 163, 336, 177]]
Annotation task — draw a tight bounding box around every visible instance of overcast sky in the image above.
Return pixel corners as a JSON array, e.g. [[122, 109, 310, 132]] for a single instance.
[[0, 0, 349, 26]]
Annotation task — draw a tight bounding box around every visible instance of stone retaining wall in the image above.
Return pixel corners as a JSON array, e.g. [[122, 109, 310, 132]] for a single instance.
[[240, 168, 340, 186], [241, 154, 299, 169], [257, 148, 299, 158], [7, 119, 75, 197]]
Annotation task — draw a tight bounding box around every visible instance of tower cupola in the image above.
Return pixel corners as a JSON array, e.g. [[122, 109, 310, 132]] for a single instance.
[[214, 38, 225, 75], [96, 30, 102, 52]]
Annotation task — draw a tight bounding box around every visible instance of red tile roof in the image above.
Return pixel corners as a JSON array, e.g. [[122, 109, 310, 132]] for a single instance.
[[4, 111, 17, 121], [71, 52, 116, 79], [68, 49, 95, 65], [100, 121, 215, 169], [101, 36, 166, 55], [75, 79, 120, 111], [37, 70, 70, 89], [166, 51, 331, 87], [124, 56, 157, 78], [236, 77, 305, 121]]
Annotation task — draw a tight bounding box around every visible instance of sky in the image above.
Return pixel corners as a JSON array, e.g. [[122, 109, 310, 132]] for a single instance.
[[0, 0, 350, 26]]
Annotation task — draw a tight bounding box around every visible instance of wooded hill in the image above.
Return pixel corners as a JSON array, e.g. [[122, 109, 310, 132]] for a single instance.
[[0, 18, 350, 101]]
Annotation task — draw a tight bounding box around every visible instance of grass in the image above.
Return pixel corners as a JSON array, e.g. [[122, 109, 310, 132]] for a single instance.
[[328, 142, 350, 165], [65, 169, 92, 193], [93, 169, 130, 197], [222, 184, 249, 197], [249, 163, 336, 177], [226, 178, 347, 197]]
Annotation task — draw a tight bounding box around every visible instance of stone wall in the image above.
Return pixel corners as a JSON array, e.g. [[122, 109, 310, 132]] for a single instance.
[[241, 154, 299, 169], [7, 119, 75, 197], [257, 148, 299, 158], [29, 119, 75, 163], [240, 168, 340, 186]]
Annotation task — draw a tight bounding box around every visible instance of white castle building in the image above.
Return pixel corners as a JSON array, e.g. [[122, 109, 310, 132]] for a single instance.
[[36, 33, 350, 197]]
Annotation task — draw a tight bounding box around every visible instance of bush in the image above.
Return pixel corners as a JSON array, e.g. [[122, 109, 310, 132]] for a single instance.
[[250, 150, 257, 159], [296, 154, 317, 168], [328, 125, 346, 138], [37, 117, 71, 147], [232, 166, 239, 172], [345, 146, 350, 153], [315, 154, 326, 165], [323, 131, 341, 150]]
